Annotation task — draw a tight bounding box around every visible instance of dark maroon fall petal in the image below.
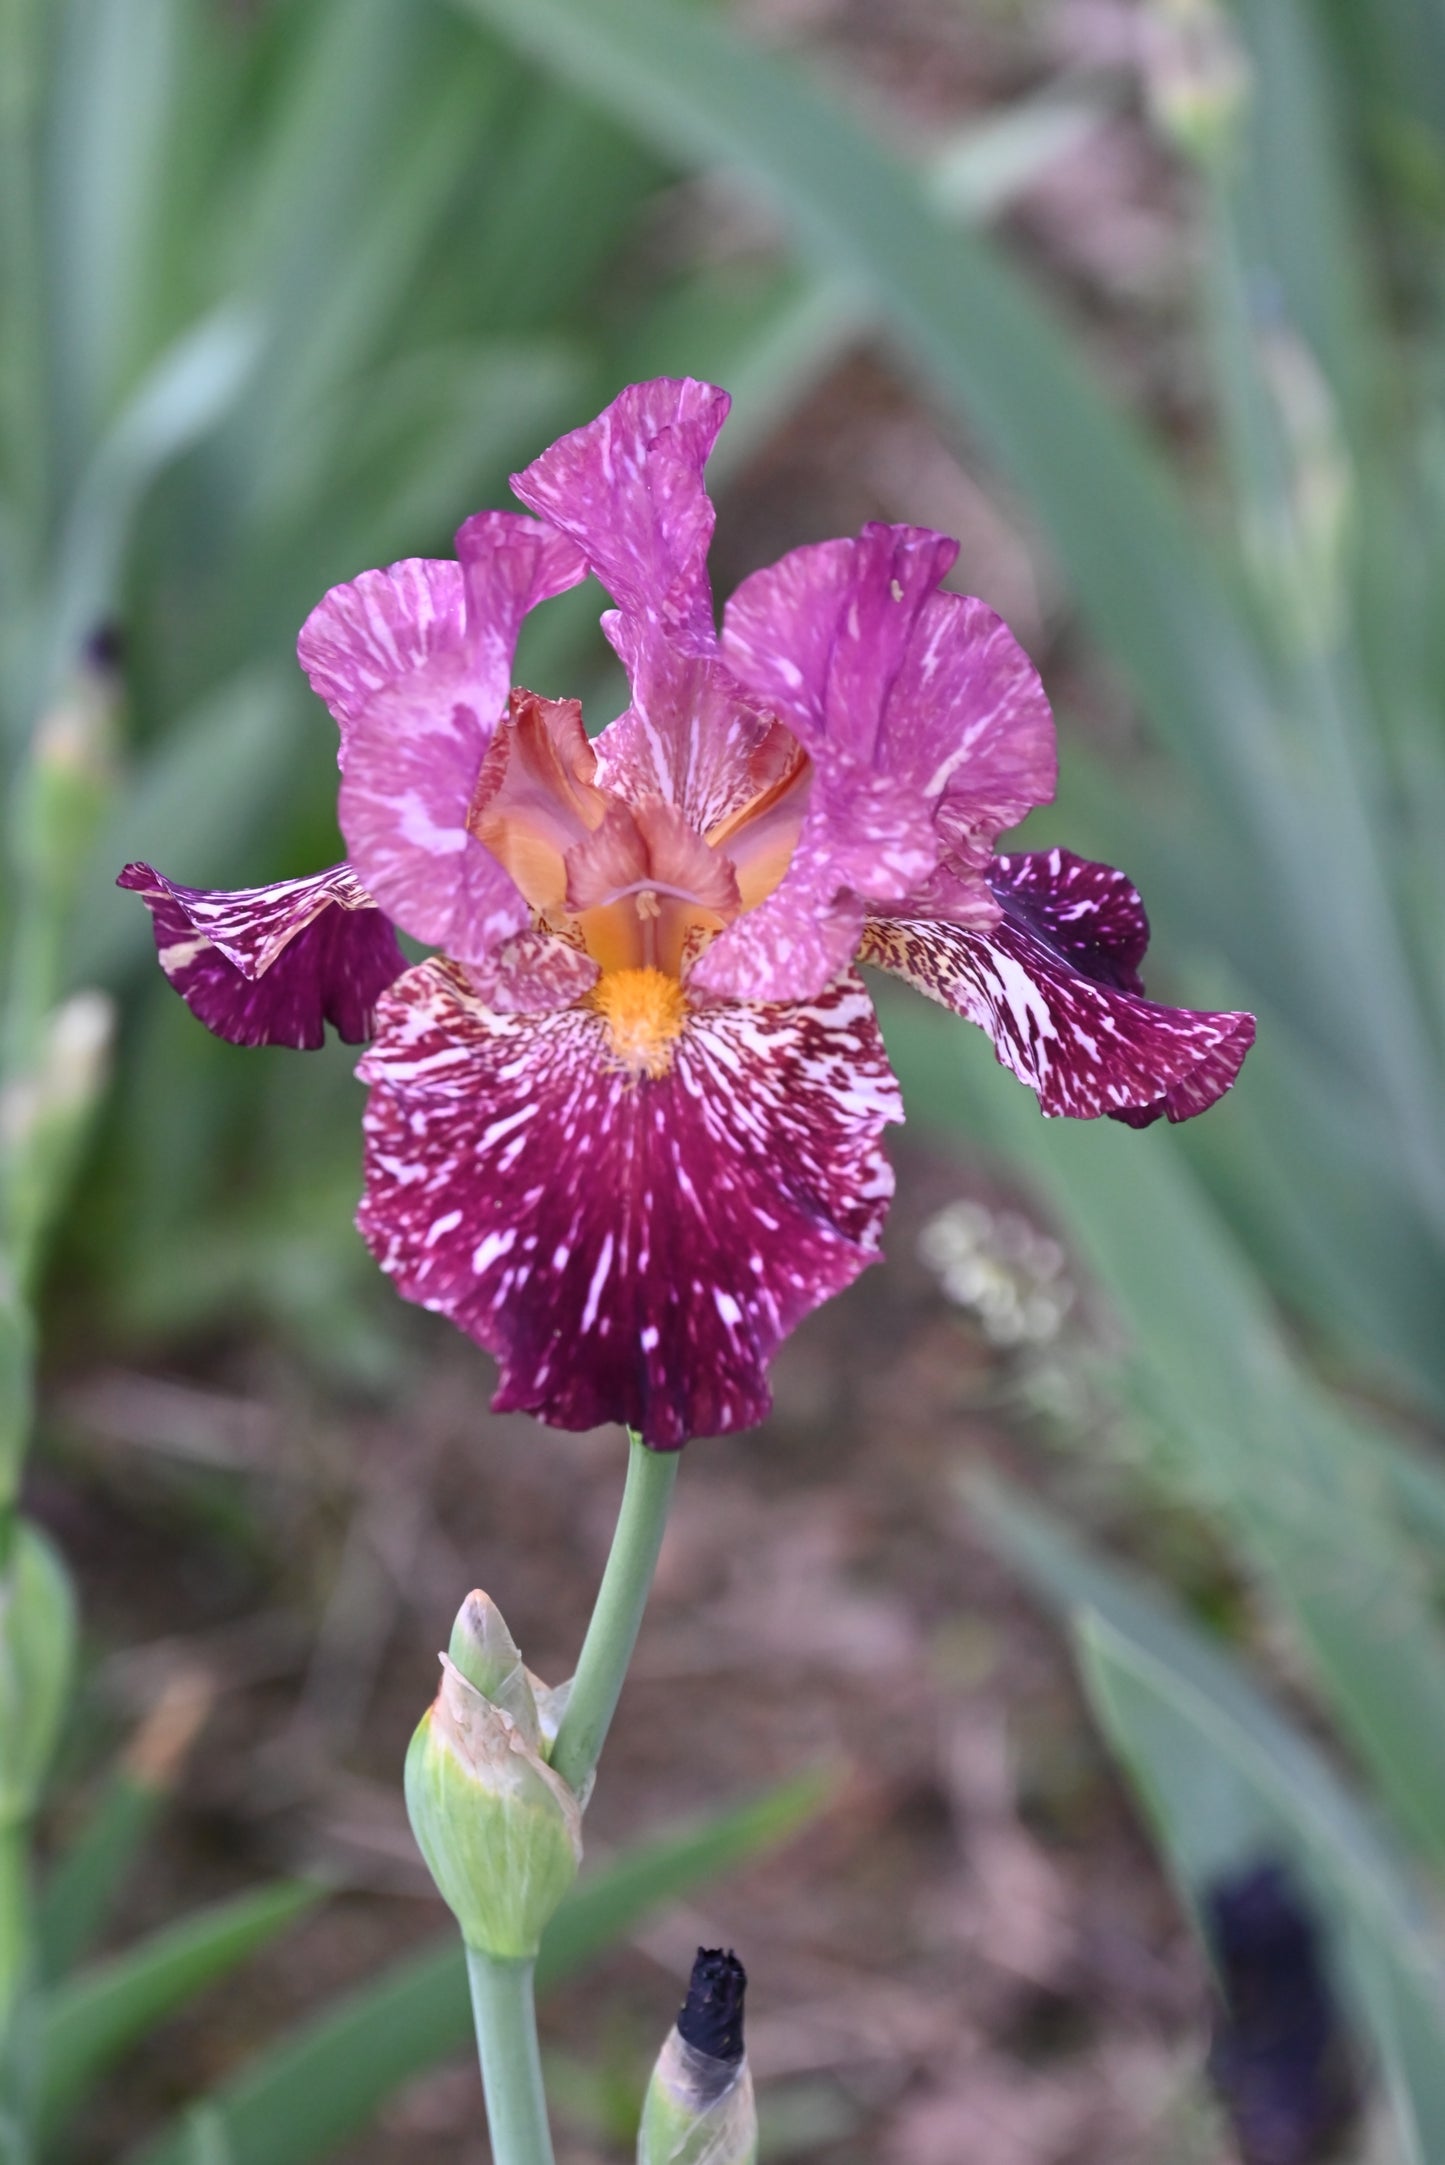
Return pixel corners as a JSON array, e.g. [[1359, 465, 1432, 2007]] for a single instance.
[[863, 846, 1254, 1123], [987, 849, 1151, 994], [356, 960, 901, 1447], [118, 861, 405, 1049]]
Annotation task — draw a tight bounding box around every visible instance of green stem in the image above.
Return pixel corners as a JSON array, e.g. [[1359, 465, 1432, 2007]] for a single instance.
[[465, 1951, 555, 2165], [550, 1430, 679, 1798]]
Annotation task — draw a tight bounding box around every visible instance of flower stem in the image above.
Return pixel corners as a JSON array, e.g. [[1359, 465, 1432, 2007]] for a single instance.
[[465, 1951, 555, 2165], [550, 1430, 679, 1799]]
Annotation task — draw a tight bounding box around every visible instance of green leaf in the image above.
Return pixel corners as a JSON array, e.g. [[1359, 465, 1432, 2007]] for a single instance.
[[41, 0, 183, 456], [125, 1770, 831, 2165], [38, 1881, 323, 2143], [36, 1772, 165, 1984], [33, 305, 263, 722]]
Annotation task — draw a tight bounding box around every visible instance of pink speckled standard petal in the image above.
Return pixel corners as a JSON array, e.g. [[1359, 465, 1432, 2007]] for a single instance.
[[297, 560, 466, 756], [510, 378, 729, 646], [722, 524, 1056, 875], [336, 513, 586, 962], [356, 961, 901, 1446], [593, 635, 801, 838], [862, 861, 1254, 1123], [118, 862, 404, 1049]]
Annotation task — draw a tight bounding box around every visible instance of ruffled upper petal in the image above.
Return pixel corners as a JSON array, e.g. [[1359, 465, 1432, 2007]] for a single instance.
[[862, 847, 1254, 1122], [721, 523, 1057, 878], [509, 377, 729, 646], [356, 960, 901, 1447], [118, 861, 405, 1049], [512, 380, 794, 874], [593, 634, 794, 839], [297, 559, 466, 753], [333, 513, 587, 963]]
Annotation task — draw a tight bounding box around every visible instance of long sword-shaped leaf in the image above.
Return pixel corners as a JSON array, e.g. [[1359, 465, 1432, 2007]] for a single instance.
[[127, 1770, 830, 2165], [38, 1882, 322, 2142]]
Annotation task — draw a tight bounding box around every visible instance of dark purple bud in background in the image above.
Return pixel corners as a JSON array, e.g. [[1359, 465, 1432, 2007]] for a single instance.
[[1206, 1858, 1359, 2165], [676, 1947, 747, 2068]]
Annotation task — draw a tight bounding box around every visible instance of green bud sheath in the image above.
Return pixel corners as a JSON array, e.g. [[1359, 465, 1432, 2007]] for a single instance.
[[638, 1951, 757, 2165], [405, 1655, 581, 1961], [638, 2037, 757, 2165]]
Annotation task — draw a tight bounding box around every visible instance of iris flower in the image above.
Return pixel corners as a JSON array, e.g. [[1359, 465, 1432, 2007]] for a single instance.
[[122, 380, 1253, 1448]]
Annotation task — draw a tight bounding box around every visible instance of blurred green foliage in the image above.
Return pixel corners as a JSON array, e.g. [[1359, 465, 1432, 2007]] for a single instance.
[[4, 0, 1445, 2153]]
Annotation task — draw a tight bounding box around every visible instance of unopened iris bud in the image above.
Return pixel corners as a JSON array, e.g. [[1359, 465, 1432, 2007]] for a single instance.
[[406, 1596, 582, 1960], [447, 1589, 543, 1748], [638, 1948, 758, 2165], [1141, 0, 1251, 168]]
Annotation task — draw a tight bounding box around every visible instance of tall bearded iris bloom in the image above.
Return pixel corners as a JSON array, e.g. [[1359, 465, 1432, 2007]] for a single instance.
[[121, 380, 1253, 1448]]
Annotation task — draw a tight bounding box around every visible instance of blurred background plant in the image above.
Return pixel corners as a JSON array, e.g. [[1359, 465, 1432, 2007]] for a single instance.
[[2, 0, 1444, 2158]]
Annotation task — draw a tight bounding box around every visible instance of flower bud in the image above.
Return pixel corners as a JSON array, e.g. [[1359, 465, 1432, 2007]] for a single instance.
[[406, 1601, 582, 1961], [1141, 0, 1251, 169], [447, 1590, 543, 1750], [0, 1521, 78, 1828], [638, 1948, 757, 2165]]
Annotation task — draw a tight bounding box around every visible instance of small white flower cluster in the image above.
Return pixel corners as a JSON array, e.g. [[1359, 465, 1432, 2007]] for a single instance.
[[918, 1199, 1075, 1350]]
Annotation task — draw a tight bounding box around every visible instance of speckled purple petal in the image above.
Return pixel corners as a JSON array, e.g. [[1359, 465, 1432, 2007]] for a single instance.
[[510, 377, 729, 646], [988, 849, 1149, 992], [118, 861, 405, 1049], [593, 636, 792, 837], [297, 559, 466, 757], [356, 961, 901, 1446], [722, 523, 1056, 875], [334, 513, 587, 962], [461, 931, 598, 1015], [862, 846, 1254, 1121], [513, 382, 761, 845]]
